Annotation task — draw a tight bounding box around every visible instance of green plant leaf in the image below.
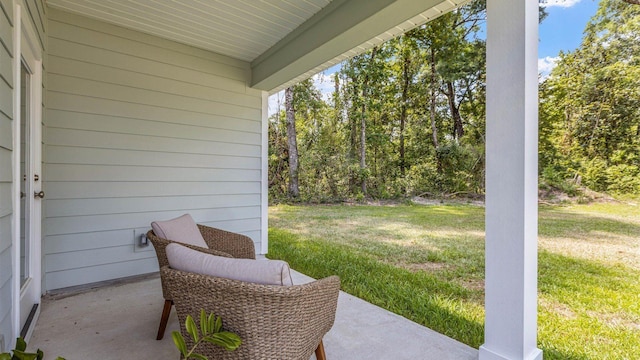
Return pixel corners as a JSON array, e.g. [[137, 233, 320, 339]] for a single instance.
[[0, 353, 11, 360], [12, 350, 38, 360], [55, 358, 66, 360], [185, 315, 199, 343], [214, 316, 222, 333], [15, 338, 27, 352], [171, 331, 187, 356], [207, 313, 215, 334], [199, 309, 207, 336], [205, 332, 242, 351], [35, 349, 43, 360]]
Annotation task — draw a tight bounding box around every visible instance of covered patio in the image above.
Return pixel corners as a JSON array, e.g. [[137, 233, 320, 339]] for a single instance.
[[29, 270, 477, 359], [1, 0, 541, 359]]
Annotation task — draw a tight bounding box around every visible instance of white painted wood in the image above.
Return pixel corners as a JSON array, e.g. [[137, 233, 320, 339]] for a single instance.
[[44, 218, 260, 254], [46, 245, 156, 273], [16, 0, 44, 341], [46, 0, 330, 62], [46, 94, 260, 133], [0, 0, 19, 350], [47, 108, 260, 136], [47, 75, 260, 120], [0, 45, 12, 87], [45, 146, 261, 170], [44, 194, 261, 217], [479, 0, 542, 359], [44, 207, 261, 236], [0, 113, 12, 149], [44, 181, 261, 200], [261, 91, 268, 254], [47, 38, 251, 95], [0, 78, 12, 118], [45, 128, 260, 157], [44, 165, 260, 183], [46, 257, 159, 290], [48, 14, 248, 79], [44, 11, 264, 289], [0, 0, 14, 25]]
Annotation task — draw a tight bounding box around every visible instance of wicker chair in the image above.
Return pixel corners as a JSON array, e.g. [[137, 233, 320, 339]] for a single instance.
[[147, 224, 256, 340], [162, 266, 340, 360]]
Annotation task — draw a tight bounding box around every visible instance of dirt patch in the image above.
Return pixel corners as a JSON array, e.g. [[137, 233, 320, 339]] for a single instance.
[[399, 261, 451, 272], [410, 196, 484, 206], [540, 297, 578, 320], [538, 187, 619, 205], [587, 310, 640, 330], [459, 278, 485, 292]]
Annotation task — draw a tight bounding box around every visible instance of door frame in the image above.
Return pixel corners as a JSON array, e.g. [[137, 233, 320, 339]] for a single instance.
[[12, 1, 43, 343]]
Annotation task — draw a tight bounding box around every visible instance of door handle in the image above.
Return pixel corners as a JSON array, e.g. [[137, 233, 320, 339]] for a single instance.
[[35, 191, 45, 199]]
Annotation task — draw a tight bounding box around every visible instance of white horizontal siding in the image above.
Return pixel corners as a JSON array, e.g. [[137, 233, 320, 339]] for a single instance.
[[44, 181, 261, 200], [45, 9, 264, 290], [46, 257, 159, 290], [44, 218, 260, 254], [0, 0, 13, 345]]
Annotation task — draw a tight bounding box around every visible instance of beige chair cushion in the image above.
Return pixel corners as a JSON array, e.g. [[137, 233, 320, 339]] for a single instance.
[[166, 243, 294, 286], [151, 214, 208, 248]]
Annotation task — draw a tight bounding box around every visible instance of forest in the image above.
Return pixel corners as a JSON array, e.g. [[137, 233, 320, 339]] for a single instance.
[[268, 0, 640, 202]]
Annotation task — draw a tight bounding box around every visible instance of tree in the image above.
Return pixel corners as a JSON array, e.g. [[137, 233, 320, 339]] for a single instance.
[[285, 87, 300, 198], [539, 0, 640, 193]]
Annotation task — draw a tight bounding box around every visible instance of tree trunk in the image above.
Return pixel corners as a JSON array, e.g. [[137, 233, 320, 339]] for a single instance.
[[360, 46, 378, 196], [399, 54, 410, 176], [622, 0, 640, 5], [285, 87, 300, 198], [429, 46, 443, 173], [446, 81, 464, 140], [429, 47, 439, 149]]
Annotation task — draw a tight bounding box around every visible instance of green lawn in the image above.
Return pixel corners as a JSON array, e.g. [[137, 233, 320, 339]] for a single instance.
[[266, 202, 640, 360]]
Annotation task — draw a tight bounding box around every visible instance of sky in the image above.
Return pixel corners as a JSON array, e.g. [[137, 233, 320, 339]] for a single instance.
[[538, 0, 600, 77], [269, 0, 601, 115]]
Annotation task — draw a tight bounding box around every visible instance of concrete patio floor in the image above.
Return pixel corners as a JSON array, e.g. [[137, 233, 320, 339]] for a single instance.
[[29, 270, 478, 359]]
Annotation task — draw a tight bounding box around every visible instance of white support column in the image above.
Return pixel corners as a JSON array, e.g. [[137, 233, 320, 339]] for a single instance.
[[479, 0, 542, 359], [260, 91, 269, 255]]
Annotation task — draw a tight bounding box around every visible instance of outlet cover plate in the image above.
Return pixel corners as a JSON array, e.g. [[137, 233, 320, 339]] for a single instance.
[[133, 228, 153, 253]]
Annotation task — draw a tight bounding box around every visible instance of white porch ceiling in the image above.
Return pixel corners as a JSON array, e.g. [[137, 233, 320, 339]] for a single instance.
[[45, 0, 468, 93], [45, 0, 332, 62]]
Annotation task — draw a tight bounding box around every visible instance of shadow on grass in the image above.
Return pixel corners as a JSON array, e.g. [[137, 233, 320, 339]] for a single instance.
[[539, 249, 640, 311], [268, 228, 485, 348], [539, 208, 640, 239]]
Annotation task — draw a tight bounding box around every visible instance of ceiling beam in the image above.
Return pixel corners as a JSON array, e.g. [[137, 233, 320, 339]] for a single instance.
[[250, 0, 457, 92]]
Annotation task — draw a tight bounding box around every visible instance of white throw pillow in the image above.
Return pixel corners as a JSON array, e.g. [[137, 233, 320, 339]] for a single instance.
[[166, 243, 294, 286], [151, 214, 208, 248]]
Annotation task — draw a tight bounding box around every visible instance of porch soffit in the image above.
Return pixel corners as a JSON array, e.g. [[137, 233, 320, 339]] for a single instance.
[[45, 0, 467, 93]]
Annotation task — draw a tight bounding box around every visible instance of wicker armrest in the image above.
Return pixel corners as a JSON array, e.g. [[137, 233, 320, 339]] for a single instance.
[[197, 224, 256, 260], [162, 266, 340, 360]]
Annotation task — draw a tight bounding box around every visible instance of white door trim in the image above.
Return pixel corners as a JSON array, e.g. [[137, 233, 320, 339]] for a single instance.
[[12, 1, 43, 343]]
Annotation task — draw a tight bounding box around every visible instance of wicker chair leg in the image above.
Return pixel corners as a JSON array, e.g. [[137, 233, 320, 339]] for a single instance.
[[156, 300, 173, 340], [315, 340, 327, 360]]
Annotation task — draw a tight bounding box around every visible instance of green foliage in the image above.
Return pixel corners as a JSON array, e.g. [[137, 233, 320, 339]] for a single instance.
[[269, 0, 640, 202], [605, 164, 640, 194], [539, 0, 640, 196], [172, 310, 241, 360], [0, 338, 64, 360]]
